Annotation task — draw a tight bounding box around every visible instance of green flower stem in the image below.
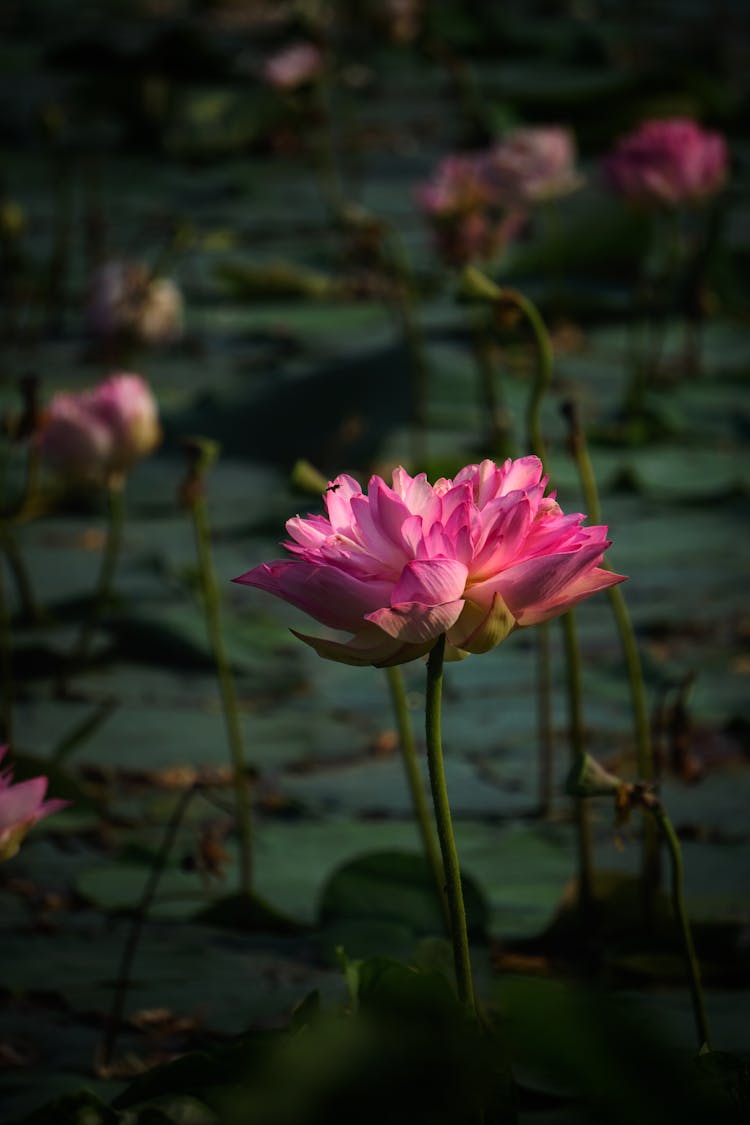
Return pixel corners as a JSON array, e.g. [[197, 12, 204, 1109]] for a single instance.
[[561, 611, 595, 917], [190, 490, 253, 899], [562, 399, 659, 915], [308, 75, 347, 227], [385, 665, 449, 932], [384, 226, 430, 468], [470, 313, 516, 460], [425, 634, 476, 1012], [0, 552, 13, 743], [71, 479, 125, 667], [101, 783, 198, 1067], [646, 799, 712, 1051], [2, 530, 40, 625]]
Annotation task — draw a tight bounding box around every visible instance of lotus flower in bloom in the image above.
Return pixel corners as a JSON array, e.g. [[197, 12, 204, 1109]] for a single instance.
[[235, 456, 625, 667], [263, 42, 323, 91], [416, 154, 525, 266], [40, 373, 161, 486], [482, 126, 583, 206], [0, 747, 68, 862], [86, 261, 184, 347], [603, 118, 728, 207]]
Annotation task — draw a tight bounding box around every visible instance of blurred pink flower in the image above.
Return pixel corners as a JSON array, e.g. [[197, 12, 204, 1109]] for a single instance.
[[235, 456, 624, 667], [263, 42, 323, 91], [86, 261, 184, 347], [482, 126, 584, 206], [0, 746, 68, 862], [416, 154, 524, 266], [603, 118, 728, 207], [40, 373, 161, 486]]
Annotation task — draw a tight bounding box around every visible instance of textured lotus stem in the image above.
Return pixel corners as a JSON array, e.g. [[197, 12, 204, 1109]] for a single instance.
[[561, 611, 595, 918], [562, 399, 660, 916], [385, 665, 450, 932], [0, 553, 13, 743], [100, 783, 198, 1068], [384, 226, 430, 469], [72, 479, 125, 667], [642, 796, 711, 1051], [425, 634, 476, 1012], [184, 441, 253, 898], [470, 313, 516, 459]]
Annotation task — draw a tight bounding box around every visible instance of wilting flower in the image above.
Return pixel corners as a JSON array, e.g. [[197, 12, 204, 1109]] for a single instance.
[[0, 747, 68, 862], [86, 261, 184, 348], [482, 126, 583, 206], [235, 456, 625, 667], [603, 118, 728, 207], [40, 373, 161, 486], [416, 154, 524, 266], [263, 42, 323, 91]]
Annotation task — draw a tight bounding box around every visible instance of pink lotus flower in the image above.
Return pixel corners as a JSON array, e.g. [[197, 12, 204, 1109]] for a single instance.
[[602, 118, 728, 207], [86, 261, 184, 347], [416, 154, 525, 266], [263, 42, 323, 91], [235, 456, 625, 667], [0, 747, 68, 861], [40, 373, 161, 486], [482, 126, 583, 206]]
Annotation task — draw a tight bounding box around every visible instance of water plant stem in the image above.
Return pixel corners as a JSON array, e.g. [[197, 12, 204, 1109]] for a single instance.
[[72, 479, 125, 667], [424, 634, 475, 1012], [190, 489, 253, 899], [385, 665, 449, 931], [470, 314, 515, 459], [384, 227, 430, 469], [643, 795, 711, 1051], [0, 554, 12, 743], [100, 783, 198, 1067], [561, 611, 595, 917], [562, 399, 659, 913]]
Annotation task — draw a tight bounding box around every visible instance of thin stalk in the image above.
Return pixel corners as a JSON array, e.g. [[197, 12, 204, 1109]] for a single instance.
[[100, 784, 198, 1067], [470, 314, 515, 459], [2, 531, 40, 625], [0, 555, 13, 743], [384, 226, 431, 468], [190, 493, 253, 898], [308, 75, 347, 227], [560, 611, 595, 918], [513, 284, 555, 822], [424, 635, 475, 1012], [71, 480, 125, 667], [563, 399, 660, 915], [385, 665, 449, 932], [647, 800, 711, 1051]]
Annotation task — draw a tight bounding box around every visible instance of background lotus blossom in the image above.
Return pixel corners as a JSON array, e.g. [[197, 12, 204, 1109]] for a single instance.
[[602, 118, 728, 207], [0, 747, 67, 862], [263, 42, 323, 91], [481, 126, 584, 206], [40, 373, 161, 485], [235, 456, 625, 667], [86, 260, 184, 347], [416, 153, 525, 266]]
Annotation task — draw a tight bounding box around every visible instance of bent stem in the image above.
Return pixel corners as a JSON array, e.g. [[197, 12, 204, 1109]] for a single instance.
[[424, 634, 476, 1012], [190, 489, 253, 899], [561, 611, 595, 919], [645, 798, 711, 1052], [562, 399, 659, 917], [470, 312, 515, 459], [100, 783, 198, 1068], [385, 665, 449, 932], [71, 479, 125, 668]]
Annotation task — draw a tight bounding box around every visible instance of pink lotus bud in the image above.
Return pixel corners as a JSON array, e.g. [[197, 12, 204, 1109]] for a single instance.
[[40, 373, 160, 485], [0, 746, 68, 861], [603, 118, 728, 207], [262, 42, 323, 91], [86, 261, 184, 347], [235, 457, 625, 667], [482, 126, 583, 206], [87, 373, 161, 476]]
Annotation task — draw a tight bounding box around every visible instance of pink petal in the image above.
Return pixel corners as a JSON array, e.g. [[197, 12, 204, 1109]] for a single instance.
[[365, 599, 465, 643], [391, 558, 468, 606], [0, 777, 49, 831], [472, 541, 610, 618], [291, 626, 434, 668], [515, 567, 626, 625], [233, 560, 392, 631]]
